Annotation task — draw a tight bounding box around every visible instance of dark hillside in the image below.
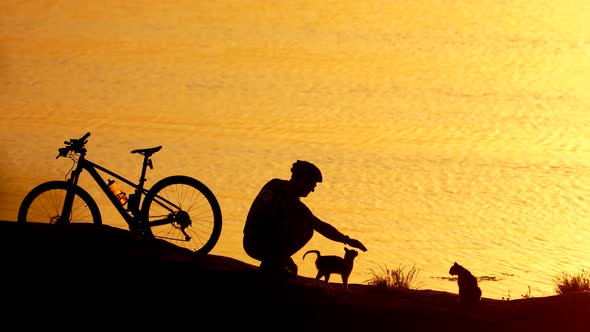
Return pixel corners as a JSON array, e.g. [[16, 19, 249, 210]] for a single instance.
[[1, 221, 588, 331]]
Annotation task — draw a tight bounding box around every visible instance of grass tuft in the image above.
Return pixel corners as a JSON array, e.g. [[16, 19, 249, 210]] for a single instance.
[[554, 269, 590, 295], [365, 264, 421, 289]]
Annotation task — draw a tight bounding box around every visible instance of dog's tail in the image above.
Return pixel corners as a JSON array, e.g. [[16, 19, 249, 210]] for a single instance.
[[303, 250, 321, 260]]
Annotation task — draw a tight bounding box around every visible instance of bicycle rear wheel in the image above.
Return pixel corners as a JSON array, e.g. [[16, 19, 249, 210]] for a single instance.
[[141, 175, 222, 254], [17, 181, 102, 224]]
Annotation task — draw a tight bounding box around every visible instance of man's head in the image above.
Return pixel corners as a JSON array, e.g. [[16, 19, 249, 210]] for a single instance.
[[291, 160, 322, 183], [290, 160, 322, 197]]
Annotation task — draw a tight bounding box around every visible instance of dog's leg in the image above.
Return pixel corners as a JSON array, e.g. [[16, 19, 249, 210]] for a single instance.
[[315, 272, 322, 288], [324, 274, 332, 289]]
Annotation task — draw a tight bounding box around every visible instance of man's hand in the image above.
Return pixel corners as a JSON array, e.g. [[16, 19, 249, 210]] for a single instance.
[[347, 238, 367, 252]]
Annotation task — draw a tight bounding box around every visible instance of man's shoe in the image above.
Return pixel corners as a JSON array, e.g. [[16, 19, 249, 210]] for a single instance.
[[259, 260, 297, 278]]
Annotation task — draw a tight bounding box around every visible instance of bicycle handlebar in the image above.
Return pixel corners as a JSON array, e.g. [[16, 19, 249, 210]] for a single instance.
[[56, 132, 91, 159]]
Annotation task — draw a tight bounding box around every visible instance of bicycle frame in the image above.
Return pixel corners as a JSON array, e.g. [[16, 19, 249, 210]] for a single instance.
[[62, 149, 174, 231]]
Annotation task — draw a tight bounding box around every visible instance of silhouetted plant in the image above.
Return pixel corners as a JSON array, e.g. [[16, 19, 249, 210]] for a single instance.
[[521, 286, 532, 299], [365, 264, 421, 289], [554, 269, 590, 295]]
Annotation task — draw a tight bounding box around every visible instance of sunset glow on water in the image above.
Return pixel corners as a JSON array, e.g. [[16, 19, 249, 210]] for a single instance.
[[2, 1, 590, 299]]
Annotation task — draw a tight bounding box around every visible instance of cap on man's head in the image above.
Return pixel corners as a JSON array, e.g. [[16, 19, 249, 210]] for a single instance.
[[291, 160, 322, 182]]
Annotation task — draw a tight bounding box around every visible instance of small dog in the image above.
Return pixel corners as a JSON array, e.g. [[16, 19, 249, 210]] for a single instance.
[[303, 247, 358, 292], [449, 262, 482, 303]]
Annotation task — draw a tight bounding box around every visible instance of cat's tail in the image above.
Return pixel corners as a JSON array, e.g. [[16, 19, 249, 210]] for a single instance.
[[303, 250, 321, 260]]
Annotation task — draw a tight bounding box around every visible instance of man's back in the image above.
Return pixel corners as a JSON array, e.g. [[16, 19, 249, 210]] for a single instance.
[[243, 178, 288, 235]]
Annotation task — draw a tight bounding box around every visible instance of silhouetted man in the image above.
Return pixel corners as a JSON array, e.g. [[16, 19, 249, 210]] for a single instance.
[[243, 160, 367, 275]]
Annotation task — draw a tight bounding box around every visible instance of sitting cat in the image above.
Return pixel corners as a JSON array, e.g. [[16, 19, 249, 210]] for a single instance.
[[449, 262, 482, 303], [303, 247, 358, 292]]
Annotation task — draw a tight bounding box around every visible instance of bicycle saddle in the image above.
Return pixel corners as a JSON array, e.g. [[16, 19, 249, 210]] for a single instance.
[[131, 146, 162, 156]]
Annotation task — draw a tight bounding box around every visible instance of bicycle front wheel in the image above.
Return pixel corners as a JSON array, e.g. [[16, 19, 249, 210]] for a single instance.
[[17, 181, 102, 225], [141, 175, 222, 254]]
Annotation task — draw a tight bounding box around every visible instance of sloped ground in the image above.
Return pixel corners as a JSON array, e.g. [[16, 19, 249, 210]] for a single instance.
[[1, 220, 588, 331]]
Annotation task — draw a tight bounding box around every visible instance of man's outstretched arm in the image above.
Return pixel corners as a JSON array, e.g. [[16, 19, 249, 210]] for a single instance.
[[313, 217, 368, 252]]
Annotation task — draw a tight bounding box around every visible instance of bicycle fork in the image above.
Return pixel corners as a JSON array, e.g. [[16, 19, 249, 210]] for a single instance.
[[58, 170, 83, 224]]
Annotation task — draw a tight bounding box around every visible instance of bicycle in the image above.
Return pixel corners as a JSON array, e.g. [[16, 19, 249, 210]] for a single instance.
[[17, 132, 223, 254]]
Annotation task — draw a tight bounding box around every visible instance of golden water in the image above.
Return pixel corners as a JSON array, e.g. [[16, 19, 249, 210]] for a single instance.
[[2, 0, 590, 299]]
